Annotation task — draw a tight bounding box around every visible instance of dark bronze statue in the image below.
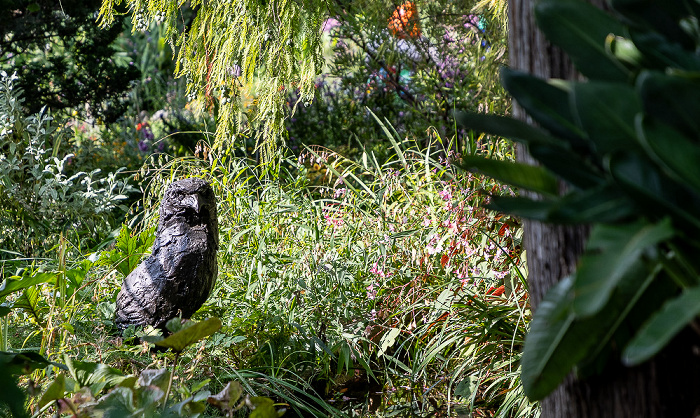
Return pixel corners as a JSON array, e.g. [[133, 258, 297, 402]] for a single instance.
[[115, 178, 219, 331]]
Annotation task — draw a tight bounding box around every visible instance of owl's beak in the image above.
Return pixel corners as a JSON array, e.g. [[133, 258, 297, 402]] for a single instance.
[[183, 194, 206, 213]]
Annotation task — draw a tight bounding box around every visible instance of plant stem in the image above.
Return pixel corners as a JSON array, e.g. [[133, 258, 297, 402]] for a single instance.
[[163, 351, 180, 411]]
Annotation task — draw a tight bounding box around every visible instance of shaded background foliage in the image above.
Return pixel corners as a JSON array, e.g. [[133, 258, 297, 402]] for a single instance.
[[0, 0, 140, 123]]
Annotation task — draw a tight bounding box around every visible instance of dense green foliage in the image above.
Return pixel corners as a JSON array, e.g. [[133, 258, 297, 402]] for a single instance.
[[0, 0, 140, 123], [460, 0, 700, 402], [285, 1, 507, 156], [0, 72, 134, 257]]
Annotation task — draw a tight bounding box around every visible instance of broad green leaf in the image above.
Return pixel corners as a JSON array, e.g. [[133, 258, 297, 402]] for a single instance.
[[501, 69, 585, 143], [573, 220, 673, 317], [522, 261, 660, 400], [608, 151, 700, 233], [610, 0, 698, 45], [38, 373, 65, 409], [0, 272, 55, 299], [150, 317, 222, 353], [454, 111, 561, 146], [207, 381, 243, 412], [459, 156, 559, 196], [378, 328, 401, 356], [0, 369, 28, 418], [521, 277, 582, 400], [488, 184, 635, 224], [535, 0, 629, 81], [637, 115, 700, 195], [0, 351, 66, 376], [623, 285, 700, 365], [571, 82, 641, 155], [248, 396, 281, 418], [64, 355, 126, 396], [528, 142, 604, 189], [638, 70, 700, 139], [13, 287, 44, 325], [137, 369, 170, 391], [630, 30, 700, 71]]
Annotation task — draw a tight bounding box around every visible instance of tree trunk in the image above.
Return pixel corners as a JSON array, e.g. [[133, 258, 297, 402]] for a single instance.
[[509, 1, 700, 416]]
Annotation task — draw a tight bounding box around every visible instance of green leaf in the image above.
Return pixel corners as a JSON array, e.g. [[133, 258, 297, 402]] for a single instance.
[[0, 351, 66, 375], [488, 184, 635, 224], [0, 368, 28, 418], [0, 272, 54, 299], [623, 286, 700, 365], [522, 260, 660, 400], [638, 70, 700, 139], [637, 115, 700, 195], [150, 317, 222, 353], [13, 287, 44, 325], [573, 220, 674, 317], [248, 396, 281, 418], [101, 225, 155, 277], [535, 0, 629, 81], [521, 277, 581, 400], [206, 381, 243, 413], [38, 373, 65, 409], [459, 156, 559, 196], [454, 110, 563, 147], [608, 151, 700, 233], [64, 355, 126, 395], [571, 81, 642, 155], [629, 30, 700, 71], [500, 69, 585, 143], [528, 142, 604, 189], [609, 0, 698, 46]]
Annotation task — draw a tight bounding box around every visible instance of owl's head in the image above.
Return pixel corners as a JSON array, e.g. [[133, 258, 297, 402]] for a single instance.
[[159, 178, 218, 243]]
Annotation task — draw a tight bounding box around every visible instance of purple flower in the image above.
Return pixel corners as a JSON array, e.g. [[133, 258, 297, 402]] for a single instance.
[[138, 141, 149, 152], [322, 18, 340, 33]]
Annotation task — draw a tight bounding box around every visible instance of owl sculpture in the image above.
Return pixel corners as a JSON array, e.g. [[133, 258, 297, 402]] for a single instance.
[[115, 178, 219, 332]]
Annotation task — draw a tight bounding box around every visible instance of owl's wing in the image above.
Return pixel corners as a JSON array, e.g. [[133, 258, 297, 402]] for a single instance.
[[115, 258, 166, 329]]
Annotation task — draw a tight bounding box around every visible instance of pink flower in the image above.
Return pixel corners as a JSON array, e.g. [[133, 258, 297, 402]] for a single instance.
[[322, 18, 340, 33], [366, 283, 377, 299], [438, 189, 452, 201]]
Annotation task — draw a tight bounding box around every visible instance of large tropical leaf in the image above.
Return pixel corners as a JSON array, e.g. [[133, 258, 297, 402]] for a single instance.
[[535, 0, 629, 82], [459, 156, 559, 196], [528, 142, 604, 189], [0, 272, 55, 300], [522, 261, 661, 400], [572, 220, 673, 317], [623, 285, 700, 365], [454, 111, 561, 146], [636, 115, 700, 195], [488, 183, 635, 224], [571, 81, 642, 155], [609, 0, 699, 46], [500, 69, 585, 143], [637, 70, 700, 139], [608, 151, 700, 233], [629, 30, 700, 71]]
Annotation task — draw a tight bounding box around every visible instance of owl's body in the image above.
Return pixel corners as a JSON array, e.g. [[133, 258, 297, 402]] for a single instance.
[[115, 178, 218, 332]]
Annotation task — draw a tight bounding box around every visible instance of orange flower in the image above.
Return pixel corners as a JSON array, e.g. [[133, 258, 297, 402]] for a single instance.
[[388, 2, 421, 39]]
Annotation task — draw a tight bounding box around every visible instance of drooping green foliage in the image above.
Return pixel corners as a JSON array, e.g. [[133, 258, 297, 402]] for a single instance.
[[98, 0, 326, 158], [458, 0, 700, 401]]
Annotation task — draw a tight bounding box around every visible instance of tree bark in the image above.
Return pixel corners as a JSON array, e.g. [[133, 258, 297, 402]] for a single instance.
[[509, 1, 700, 416]]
